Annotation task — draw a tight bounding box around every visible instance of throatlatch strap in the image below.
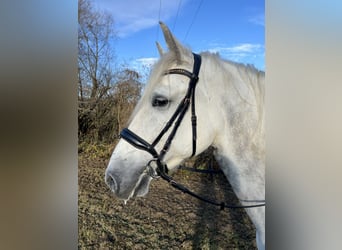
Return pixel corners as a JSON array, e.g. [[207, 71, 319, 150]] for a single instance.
[[190, 53, 201, 156]]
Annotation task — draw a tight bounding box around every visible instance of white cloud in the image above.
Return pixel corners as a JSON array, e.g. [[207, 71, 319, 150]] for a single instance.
[[118, 18, 156, 36], [95, 0, 189, 37], [129, 57, 158, 81], [135, 57, 158, 67], [209, 43, 263, 54], [207, 43, 264, 70]]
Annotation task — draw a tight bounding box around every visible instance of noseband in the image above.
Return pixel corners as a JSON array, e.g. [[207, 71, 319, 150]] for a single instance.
[[120, 53, 265, 209]]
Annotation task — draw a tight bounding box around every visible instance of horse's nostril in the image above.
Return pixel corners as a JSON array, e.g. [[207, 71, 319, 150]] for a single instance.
[[105, 171, 118, 193]]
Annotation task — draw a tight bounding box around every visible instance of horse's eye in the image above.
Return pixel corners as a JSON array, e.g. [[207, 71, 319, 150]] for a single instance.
[[152, 96, 169, 107]]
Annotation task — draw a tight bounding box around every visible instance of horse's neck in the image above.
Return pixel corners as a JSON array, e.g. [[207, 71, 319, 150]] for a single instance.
[[213, 146, 265, 201], [203, 56, 265, 249], [205, 56, 265, 201]]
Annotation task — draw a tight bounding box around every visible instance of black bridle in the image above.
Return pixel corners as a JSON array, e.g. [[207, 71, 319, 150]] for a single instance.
[[120, 53, 265, 209]]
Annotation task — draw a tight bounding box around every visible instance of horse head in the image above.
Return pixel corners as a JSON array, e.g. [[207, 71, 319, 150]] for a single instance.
[[105, 22, 220, 201]]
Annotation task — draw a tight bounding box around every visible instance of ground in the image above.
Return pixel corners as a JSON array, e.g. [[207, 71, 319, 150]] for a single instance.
[[78, 151, 256, 249]]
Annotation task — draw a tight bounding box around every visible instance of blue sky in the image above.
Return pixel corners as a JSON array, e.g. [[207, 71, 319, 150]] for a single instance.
[[94, 0, 264, 73]]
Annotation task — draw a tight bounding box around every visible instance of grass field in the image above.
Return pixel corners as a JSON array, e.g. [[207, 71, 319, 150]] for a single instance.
[[78, 148, 256, 249]]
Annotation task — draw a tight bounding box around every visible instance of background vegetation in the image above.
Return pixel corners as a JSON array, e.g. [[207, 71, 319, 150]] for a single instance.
[[78, 0, 142, 148]]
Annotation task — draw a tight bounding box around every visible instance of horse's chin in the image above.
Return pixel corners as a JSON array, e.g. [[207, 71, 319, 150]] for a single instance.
[[133, 174, 152, 197], [121, 174, 152, 203]]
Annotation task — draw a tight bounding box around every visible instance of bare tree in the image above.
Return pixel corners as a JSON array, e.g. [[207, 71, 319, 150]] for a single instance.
[[78, 0, 116, 101], [78, 0, 116, 142], [78, 0, 142, 144], [113, 69, 142, 132]]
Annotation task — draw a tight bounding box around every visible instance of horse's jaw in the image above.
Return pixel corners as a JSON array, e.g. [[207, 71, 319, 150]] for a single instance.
[[105, 168, 152, 202], [123, 173, 153, 202]]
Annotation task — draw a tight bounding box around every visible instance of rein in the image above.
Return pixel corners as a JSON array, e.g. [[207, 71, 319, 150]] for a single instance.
[[120, 53, 265, 210]]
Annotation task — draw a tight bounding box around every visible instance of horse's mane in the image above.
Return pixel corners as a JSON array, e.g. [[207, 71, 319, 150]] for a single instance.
[[199, 52, 265, 151], [200, 52, 264, 106], [202, 52, 264, 113]]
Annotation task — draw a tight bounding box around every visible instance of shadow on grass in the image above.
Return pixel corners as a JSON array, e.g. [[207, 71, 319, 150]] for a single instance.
[[190, 153, 256, 249]]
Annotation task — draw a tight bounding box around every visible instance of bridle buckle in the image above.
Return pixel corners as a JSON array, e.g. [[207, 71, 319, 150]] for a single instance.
[[145, 159, 161, 179]]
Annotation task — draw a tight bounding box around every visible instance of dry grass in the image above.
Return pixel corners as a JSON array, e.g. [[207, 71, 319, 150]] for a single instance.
[[78, 148, 256, 249]]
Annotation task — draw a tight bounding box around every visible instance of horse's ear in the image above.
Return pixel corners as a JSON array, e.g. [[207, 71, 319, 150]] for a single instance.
[[155, 41, 164, 57], [159, 21, 183, 64]]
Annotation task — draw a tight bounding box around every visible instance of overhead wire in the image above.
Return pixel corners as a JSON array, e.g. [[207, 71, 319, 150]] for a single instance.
[[172, 0, 183, 32], [156, 0, 162, 42], [156, 0, 204, 48], [183, 0, 204, 42]]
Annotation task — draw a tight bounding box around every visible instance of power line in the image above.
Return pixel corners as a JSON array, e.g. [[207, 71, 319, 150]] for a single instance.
[[183, 0, 204, 42], [156, 0, 162, 42], [172, 0, 183, 32]]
